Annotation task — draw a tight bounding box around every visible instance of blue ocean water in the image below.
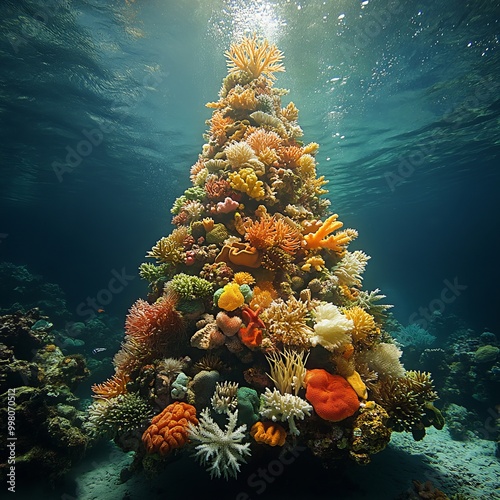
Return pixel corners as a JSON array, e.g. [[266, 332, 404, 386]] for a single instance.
[[1, 0, 500, 497]]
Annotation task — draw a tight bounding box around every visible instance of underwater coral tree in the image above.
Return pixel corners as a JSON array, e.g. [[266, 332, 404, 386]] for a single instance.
[[87, 35, 442, 478]]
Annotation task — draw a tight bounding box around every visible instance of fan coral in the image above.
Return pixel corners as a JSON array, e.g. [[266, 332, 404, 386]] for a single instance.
[[225, 35, 285, 81], [266, 349, 309, 396], [304, 369, 360, 422], [310, 302, 353, 351], [142, 402, 198, 456], [187, 408, 251, 480], [394, 323, 436, 349], [260, 388, 312, 436], [262, 296, 313, 350], [211, 381, 239, 414], [250, 421, 286, 447]]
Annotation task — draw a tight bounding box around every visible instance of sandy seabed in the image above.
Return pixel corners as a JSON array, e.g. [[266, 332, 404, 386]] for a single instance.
[[20, 426, 494, 500]]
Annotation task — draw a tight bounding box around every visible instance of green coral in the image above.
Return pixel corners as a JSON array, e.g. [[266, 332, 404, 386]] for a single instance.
[[184, 186, 206, 201], [473, 345, 499, 363], [167, 273, 214, 300], [206, 223, 230, 245], [85, 393, 152, 439], [236, 387, 260, 426], [139, 262, 172, 283]]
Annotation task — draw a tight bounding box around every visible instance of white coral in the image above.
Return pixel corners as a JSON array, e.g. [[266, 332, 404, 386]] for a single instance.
[[310, 302, 354, 351], [358, 342, 405, 379], [260, 388, 312, 436], [187, 408, 251, 480], [333, 250, 370, 288]]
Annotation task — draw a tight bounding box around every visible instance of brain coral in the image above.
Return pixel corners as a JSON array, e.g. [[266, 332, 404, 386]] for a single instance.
[[142, 402, 198, 456]]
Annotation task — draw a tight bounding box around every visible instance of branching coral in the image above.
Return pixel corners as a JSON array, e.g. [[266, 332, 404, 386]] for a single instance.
[[333, 250, 371, 288], [225, 35, 285, 81], [302, 214, 358, 254], [262, 296, 313, 350], [260, 388, 312, 436], [187, 408, 251, 480], [211, 381, 239, 414]]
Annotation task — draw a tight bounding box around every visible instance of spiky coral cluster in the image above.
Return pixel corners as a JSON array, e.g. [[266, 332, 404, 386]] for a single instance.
[[89, 36, 441, 478]]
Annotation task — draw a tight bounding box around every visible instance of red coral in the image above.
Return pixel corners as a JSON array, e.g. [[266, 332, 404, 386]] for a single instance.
[[304, 369, 360, 422], [205, 177, 232, 201], [238, 306, 265, 348]]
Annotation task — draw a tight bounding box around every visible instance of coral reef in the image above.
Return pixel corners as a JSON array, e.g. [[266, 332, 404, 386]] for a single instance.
[[0, 310, 89, 483], [88, 36, 442, 479]]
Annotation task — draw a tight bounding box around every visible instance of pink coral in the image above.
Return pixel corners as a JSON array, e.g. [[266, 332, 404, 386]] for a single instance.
[[216, 196, 240, 214]]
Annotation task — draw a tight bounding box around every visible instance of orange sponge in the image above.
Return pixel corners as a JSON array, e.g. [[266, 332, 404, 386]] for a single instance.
[[304, 369, 360, 422], [250, 421, 287, 447], [142, 402, 198, 456]]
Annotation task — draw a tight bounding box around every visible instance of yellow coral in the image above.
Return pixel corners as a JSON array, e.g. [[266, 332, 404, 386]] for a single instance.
[[302, 214, 356, 253], [281, 101, 299, 122], [301, 255, 325, 272], [229, 167, 265, 200], [303, 142, 319, 155], [217, 283, 245, 311], [233, 272, 255, 285], [343, 306, 379, 346], [346, 370, 368, 400], [225, 35, 285, 81], [227, 88, 258, 110]]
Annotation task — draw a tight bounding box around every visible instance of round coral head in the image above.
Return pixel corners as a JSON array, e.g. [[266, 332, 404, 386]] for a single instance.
[[304, 369, 360, 422], [217, 282, 245, 311]]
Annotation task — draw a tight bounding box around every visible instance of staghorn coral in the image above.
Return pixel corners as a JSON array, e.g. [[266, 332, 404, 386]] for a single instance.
[[302, 214, 357, 254], [225, 35, 285, 81], [142, 402, 198, 456], [260, 388, 312, 436], [187, 408, 251, 480], [262, 296, 313, 350]]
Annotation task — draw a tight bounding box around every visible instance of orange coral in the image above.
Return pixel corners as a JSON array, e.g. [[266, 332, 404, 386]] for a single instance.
[[210, 111, 233, 145], [279, 145, 304, 167], [215, 241, 262, 268], [225, 35, 285, 81], [246, 215, 302, 254], [91, 373, 130, 399], [250, 421, 287, 446], [142, 402, 198, 456], [233, 272, 255, 285], [226, 88, 258, 110], [302, 214, 357, 253], [304, 369, 360, 422], [249, 282, 277, 310], [239, 306, 265, 348], [190, 158, 206, 184], [246, 129, 282, 155]]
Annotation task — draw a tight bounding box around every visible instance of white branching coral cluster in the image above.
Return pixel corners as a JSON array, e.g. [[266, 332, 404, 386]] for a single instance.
[[310, 302, 354, 351], [333, 250, 371, 288], [211, 381, 239, 414], [187, 409, 251, 480], [260, 388, 312, 436]]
